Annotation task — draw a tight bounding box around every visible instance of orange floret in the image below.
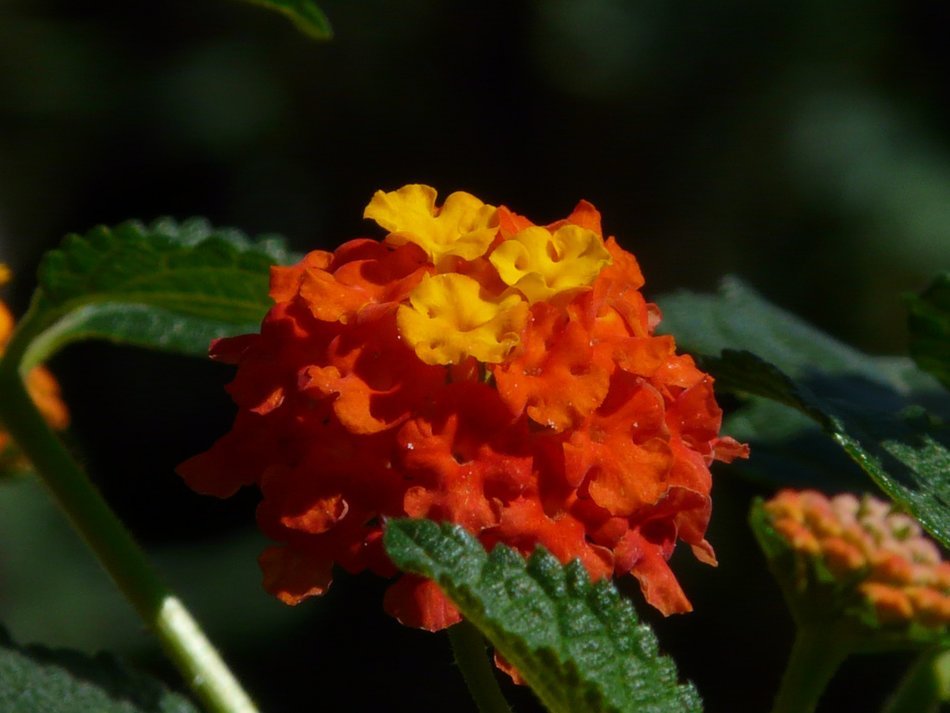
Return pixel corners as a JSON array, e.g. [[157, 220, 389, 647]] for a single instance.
[[178, 186, 747, 631], [0, 268, 69, 461]]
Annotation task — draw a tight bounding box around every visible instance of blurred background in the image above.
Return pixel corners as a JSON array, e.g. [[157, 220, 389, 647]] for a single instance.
[[0, 1, 948, 711]]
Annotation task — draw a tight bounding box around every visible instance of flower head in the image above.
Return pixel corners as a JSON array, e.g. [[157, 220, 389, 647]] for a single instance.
[[761, 489, 950, 633], [179, 185, 747, 630]]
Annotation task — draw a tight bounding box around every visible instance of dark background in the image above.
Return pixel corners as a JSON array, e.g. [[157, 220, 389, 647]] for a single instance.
[[1, 1, 948, 711]]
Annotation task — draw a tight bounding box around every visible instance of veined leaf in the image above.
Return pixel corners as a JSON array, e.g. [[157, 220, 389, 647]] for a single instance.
[[384, 519, 701, 713], [239, 0, 333, 39], [8, 218, 297, 370], [0, 629, 199, 713], [908, 273, 950, 391], [657, 279, 950, 549], [657, 277, 943, 396]]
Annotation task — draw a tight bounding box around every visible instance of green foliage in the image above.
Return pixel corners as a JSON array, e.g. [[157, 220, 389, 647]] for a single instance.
[[658, 279, 950, 550], [239, 0, 333, 39], [713, 349, 950, 548], [8, 218, 295, 370], [908, 273, 950, 391], [0, 629, 199, 713], [384, 519, 701, 713]]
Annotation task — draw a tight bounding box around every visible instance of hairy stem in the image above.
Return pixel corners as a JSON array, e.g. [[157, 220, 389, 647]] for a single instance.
[[447, 620, 513, 713], [0, 362, 257, 713]]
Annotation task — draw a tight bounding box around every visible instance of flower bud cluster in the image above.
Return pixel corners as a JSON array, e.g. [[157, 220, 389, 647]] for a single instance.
[[765, 489, 950, 628]]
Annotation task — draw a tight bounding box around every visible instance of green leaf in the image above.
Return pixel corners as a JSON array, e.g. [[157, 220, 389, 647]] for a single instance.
[[657, 279, 950, 549], [715, 349, 950, 549], [721, 398, 867, 492], [8, 218, 296, 370], [239, 0, 333, 39], [0, 629, 199, 713], [657, 277, 944, 397], [383, 519, 701, 713], [908, 273, 950, 390]]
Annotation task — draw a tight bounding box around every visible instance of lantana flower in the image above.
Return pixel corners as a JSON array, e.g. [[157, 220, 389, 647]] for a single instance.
[[178, 185, 748, 631], [761, 489, 950, 632], [0, 265, 69, 465]]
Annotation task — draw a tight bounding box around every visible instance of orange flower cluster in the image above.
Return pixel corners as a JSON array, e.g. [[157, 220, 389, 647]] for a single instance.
[[765, 489, 950, 629], [0, 265, 69, 462], [179, 185, 747, 629]]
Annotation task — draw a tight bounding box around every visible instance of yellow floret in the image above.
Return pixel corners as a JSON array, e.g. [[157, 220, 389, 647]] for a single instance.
[[364, 184, 498, 264], [397, 273, 527, 365], [489, 224, 612, 303]]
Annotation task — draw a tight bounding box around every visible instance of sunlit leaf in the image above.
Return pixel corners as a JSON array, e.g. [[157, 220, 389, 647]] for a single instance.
[[384, 518, 701, 713], [8, 218, 296, 370], [657, 279, 950, 549]]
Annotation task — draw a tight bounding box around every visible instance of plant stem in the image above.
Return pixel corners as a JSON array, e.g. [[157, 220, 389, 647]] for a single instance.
[[447, 620, 513, 713], [770, 626, 849, 713], [0, 363, 258, 713], [881, 648, 949, 713]]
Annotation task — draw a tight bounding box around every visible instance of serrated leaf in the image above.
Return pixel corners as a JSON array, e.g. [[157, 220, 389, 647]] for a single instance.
[[657, 277, 945, 398], [716, 347, 950, 549], [657, 280, 950, 548], [9, 218, 297, 370], [908, 273, 950, 390], [723, 398, 868, 492], [384, 519, 701, 713], [0, 629, 199, 713], [239, 0, 333, 39]]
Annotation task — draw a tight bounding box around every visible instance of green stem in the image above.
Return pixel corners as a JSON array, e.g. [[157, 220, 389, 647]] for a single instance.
[[770, 626, 850, 713], [447, 621, 513, 713], [881, 648, 949, 713], [0, 362, 258, 713]]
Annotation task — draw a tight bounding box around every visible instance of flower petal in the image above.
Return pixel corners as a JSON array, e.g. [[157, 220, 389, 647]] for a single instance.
[[397, 273, 527, 365]]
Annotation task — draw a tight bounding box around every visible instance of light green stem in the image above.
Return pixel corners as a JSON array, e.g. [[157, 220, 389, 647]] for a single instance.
[[0, 362, 258, 713], [881, 648, 949, 713], [447, 621, 513, 713], [770, 626, 849, 713]]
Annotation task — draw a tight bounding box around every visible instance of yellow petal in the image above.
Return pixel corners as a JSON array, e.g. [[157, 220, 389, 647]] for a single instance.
[[397, 273, 527, 365], [364, 184, 497, 263], [489, 224, 612, 303]]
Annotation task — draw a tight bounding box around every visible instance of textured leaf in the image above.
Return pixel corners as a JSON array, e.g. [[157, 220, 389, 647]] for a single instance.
[[722, 398, 868, 492], [657, 277, 944, 397], [10, 218, 296, 369], [239, 0, 333, 39], [908, 273, 950, 390], [657, 279, 950, 548], [384, 519, 701, 713], [0, 629, 199, 713]]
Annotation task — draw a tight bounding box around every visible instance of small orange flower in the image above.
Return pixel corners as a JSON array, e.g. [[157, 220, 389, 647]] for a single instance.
[[0, 266, 69, 464], [179, 186, 747, 629]]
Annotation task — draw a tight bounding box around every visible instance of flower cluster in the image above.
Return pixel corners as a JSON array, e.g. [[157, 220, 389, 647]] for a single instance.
[[179, 185, 747, 629], [765, 489, 950, 629], [0, 265, 69, 463]]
